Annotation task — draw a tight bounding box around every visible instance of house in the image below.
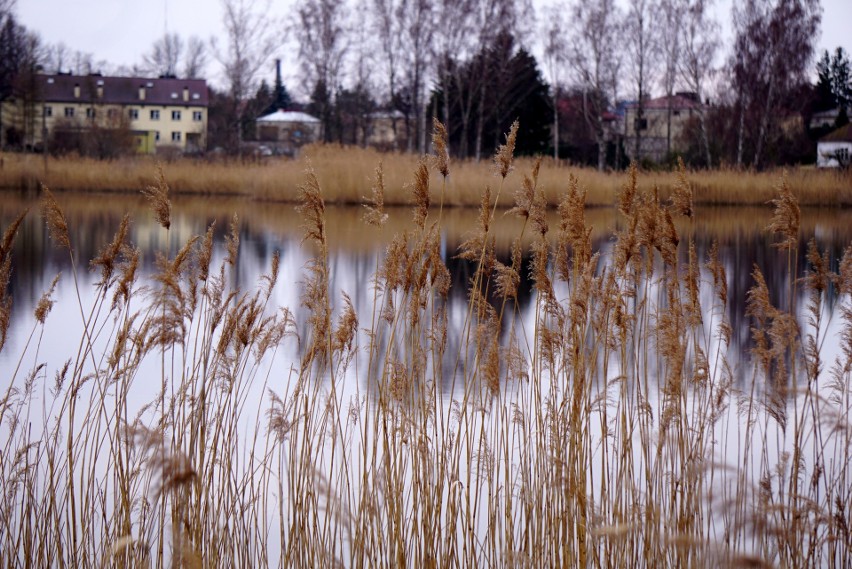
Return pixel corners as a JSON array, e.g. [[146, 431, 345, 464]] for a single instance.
[[1, 73, 208, 154], [817, 124, 852, 168], [255, 110, 321, 156], [362, 110, 410, 151], [623, 92, 702, 163], [810, 108, 842, 130]]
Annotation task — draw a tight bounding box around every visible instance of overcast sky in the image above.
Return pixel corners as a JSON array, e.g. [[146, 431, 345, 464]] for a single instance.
[[17, 0, 852, 96]]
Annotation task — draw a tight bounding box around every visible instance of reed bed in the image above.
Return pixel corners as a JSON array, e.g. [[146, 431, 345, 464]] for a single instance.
[[1, 120, 851, 567], [2, 145, 850, 207]]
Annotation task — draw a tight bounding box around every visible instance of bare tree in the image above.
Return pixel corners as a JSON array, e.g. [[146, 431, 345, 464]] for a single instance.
[[371, 0, 406, 149], [625, 0, 658, 161], [432, 0, 475, 150], [657, 0, 683, 156], [540, 3, 567, 160], [471, 0, 527, 160], [43, 41, 70, 74], [295, 0, 349, 142], [183, 36, 208, 79], [400, 0, 435, 153], [731, 0, 820, 169], [679, 0, 718, 166], [143, 32, 183, 77], [214, 0, 280, 144], [349, 7, 377, 146], [568, 0, 622, 171]]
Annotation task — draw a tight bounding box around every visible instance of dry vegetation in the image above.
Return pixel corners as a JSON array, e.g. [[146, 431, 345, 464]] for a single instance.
[[2, 144, 851, 208], [1, 120, 852, 567]]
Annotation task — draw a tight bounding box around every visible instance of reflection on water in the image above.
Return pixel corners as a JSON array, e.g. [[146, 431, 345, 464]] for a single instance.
[[4, 191, 852, 388]]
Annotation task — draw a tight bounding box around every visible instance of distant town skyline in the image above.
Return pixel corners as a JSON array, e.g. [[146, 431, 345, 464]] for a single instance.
[[18, 0, 852, 93]]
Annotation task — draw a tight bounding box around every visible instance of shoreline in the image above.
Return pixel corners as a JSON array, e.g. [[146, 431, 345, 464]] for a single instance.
[[2, 144, 850, 208]]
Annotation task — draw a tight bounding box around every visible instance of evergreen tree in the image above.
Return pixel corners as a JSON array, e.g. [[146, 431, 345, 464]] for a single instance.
[[814, 47, 851, 114], [815, 50, 835, 111], [831, 47, 851, 111], [431, 32, 551, 158]]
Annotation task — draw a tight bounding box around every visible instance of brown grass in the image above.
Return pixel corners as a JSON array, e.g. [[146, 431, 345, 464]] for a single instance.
[[3, 146, 851, 207]]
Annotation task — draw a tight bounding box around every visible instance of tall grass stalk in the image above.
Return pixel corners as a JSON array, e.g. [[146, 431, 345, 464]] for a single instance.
[[1, 131, 851, 567]]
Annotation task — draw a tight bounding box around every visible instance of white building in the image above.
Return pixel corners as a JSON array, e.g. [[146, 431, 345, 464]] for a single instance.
[[817, 124, 852, 168], [255, 110, 321, 156]]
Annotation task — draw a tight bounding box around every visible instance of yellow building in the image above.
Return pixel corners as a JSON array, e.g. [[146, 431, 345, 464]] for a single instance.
[[3, 73, 208, 154]]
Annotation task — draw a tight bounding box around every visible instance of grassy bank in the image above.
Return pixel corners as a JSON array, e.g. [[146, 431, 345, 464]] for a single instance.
[[2, 144, 851, 207], [1, 122, 851, 566]]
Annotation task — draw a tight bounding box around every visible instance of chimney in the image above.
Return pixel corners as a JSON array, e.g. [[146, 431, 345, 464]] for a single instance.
[[183, 86, 189, 102], [139, 85, 146, 101], [275, 59, 283, 108], [74, 84, 80, 98]]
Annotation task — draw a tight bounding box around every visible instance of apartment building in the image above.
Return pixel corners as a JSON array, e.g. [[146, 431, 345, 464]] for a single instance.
[[3, 73, 208, 154]]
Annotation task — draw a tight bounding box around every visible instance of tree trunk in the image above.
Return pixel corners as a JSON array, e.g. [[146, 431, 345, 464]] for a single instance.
[[752, 78, 776, 170], [553, 88, 559, 160], [666, 98, 672, 157], [697, 106, 712, 168], [474, 79, 486, 161], [735, 95, 745, 169]]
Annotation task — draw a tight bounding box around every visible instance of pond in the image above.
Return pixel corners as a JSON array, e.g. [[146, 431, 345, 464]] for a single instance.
[[5, 192, 852, 384], [2, 189, 852, 566]]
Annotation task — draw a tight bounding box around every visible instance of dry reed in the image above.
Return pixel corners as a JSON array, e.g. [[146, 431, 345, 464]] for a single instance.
[[1, 132, 851, 568], [2, 148, 850, 208]]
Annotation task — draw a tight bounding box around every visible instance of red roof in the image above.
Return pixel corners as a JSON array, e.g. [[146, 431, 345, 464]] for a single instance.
[[627, 94, 701, 111], [39, 74, 208, 107]]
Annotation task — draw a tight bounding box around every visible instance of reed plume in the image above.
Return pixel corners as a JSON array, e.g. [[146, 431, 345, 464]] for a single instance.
[[91, 213, 130, 285], [363, 162, 388, 228], [411, 157, 430, 230], [0, 210, 26, 353], [40, 187, 71, 251], [767, 173, 799, 251], [495, 120, 519, 179], [432, 118, 449, 178], [34, 274, 61, 324], [142, 165, 171, 230], [670, 157, 694, 219]]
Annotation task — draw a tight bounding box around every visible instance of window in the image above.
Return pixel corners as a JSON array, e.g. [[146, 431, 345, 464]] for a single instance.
[[128, 109, 139, 120], [86, 108, 96, 119], [155, 131, 161, 142], [64, 107, 75, 118], [171, 131, 182, 142], [44, 106, 52, 118], [635, 118, 648, 131], [150, 110, 160, 120], [192, 110, 203, 122], [171, 110, 181, 121]]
